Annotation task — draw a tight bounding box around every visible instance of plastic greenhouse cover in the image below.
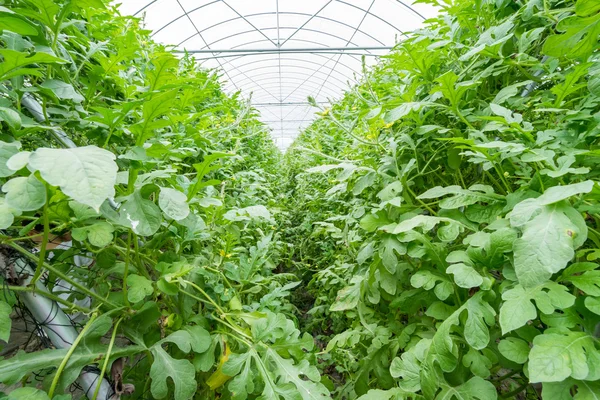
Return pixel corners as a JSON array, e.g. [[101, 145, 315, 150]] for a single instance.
[[117, 0, 438, 150]]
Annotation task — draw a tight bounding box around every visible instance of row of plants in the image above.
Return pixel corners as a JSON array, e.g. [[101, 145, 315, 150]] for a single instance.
[[0, 0, 327, 399], [283, 0, 600, 399]]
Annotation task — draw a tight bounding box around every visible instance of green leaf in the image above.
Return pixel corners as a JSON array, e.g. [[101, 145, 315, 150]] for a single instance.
[[379, 235, 406, 274], [418, 185, 502, 209], [462, 348, 494, 378], [0, 49, 66, 81], [356, 388, 420, 400], [149, 330, 198, 400], [120, 190, 162, 236], [509, 181, 594, 227], [0, 197, 19, 229], [542, 5, 600, 59], [148, 53, 179, 91], [551, 63, 591, 106], [433, 71, 478, 108], [410, 269, 453, 301], [390, 340, 429, 392], [384, 102, 426, 123], [0, 141, 21, 178], [263, 348, 330, 399], [126, 274, 154, 303], [498, 337, 530, 364], [28, 146, 118, 211], [4, 387, 50, 400], [2, 174, 46, 212], [187, 152, 234, 201], [0, 106, 22, 130], [184, 325, 212, 353], [16, 0, 60, 27], [513, 204, 583, 287], [40, 79, 84, 102], [360, 213, 390, 232], [330, 276, 363, 311], [131, 90, 177, 144], [0, 10, 39, 36], [446, 263, 483, 288], [377, 181, 402, 201], [159, 187, 190, 221], [0, 316, 142, 387], [0, 301, 11, 342], [577, 0, 600, 15], [87, 222, 114, 247], [223, 352, 254, 399], [560, 262, 600, 296], [6, 151, 31, 171], [529, 330, 600, 382], [420, 293, 495, 397], [352, 171, 376, 195], [437, 376, 497, 400], [382, 215, 462, 235], [543, 379, 600, 400], [499, 282, 575, 334]]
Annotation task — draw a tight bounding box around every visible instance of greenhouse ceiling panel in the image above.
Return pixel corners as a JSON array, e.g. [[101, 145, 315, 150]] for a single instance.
[[118, 0, 438, 149]]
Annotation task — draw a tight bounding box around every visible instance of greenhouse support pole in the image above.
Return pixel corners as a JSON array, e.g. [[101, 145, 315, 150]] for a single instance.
[[0, 255, 113, 399]]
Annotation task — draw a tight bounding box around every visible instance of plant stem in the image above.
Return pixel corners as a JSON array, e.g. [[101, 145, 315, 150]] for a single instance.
[[92, 317, 123, 400], [48, 312, 99, 398], [31, 197, 49, 286], [7, 285, 92, 313], [500, 381, 529, 398], [123, 231, 132, 308], [6, 242, 119, 309]]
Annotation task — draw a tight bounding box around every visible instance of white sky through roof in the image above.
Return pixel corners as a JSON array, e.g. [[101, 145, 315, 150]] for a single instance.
[[117, 1, 438, 150]]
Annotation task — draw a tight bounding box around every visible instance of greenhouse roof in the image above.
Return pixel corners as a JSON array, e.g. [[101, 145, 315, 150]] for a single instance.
[[117, 0, 438, 150]]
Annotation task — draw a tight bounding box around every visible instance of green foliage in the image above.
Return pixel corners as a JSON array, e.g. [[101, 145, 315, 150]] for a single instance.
[[0, 0, 309, 399], [281, 0, 600, 398]]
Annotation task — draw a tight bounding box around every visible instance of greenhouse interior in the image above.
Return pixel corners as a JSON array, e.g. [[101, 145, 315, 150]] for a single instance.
[[0, 0, 599, 399]]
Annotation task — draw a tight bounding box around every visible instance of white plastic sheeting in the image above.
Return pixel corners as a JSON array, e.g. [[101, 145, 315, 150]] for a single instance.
[[117, 0, 438, 150]]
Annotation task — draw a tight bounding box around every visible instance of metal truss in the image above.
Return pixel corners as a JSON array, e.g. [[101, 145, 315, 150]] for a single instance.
[[129, 0, 430, 148]]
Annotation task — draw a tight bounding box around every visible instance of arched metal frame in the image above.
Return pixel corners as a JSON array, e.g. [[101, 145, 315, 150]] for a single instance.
[[126, 0, 434, 149]]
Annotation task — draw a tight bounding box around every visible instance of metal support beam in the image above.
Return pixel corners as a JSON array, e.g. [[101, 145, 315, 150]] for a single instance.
[[280, 0, 334, 47], [176, 46, 393, 54], [254, 102, 327, 106]]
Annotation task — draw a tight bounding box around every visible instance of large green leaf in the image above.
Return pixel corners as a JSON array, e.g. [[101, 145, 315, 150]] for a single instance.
[[4, 387, 51, 400], [417, 185, 502, 209], [2, 174, 46, 211], [0, 141, 20, 177], [120, 190, 163, 236], [149, 330, 199, 400], [28, 146, 118, 211], [498, 337, 530, 364], [126, 274, 154, 303], [40, 79, 84, 102], [529, 330, 600, 382], [543, 1, 600, 59], [0, 9, 39, 36], [513, 204, 583, 287], [0, 49, 65, 81], [0, 106, 22, 130], [0, 197, 19, 229], [499, 282, 575, 334], [159, 187, 190, 221], [0, 316, 142, 388], [436, 377, 497, 400], [131, 90, 177, 144]]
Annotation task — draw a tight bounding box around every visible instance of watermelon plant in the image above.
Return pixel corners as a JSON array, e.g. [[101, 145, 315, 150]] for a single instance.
[[283, 0, 600, 399], [0, 1, 325, 399], [2, 0, 600, 399]]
